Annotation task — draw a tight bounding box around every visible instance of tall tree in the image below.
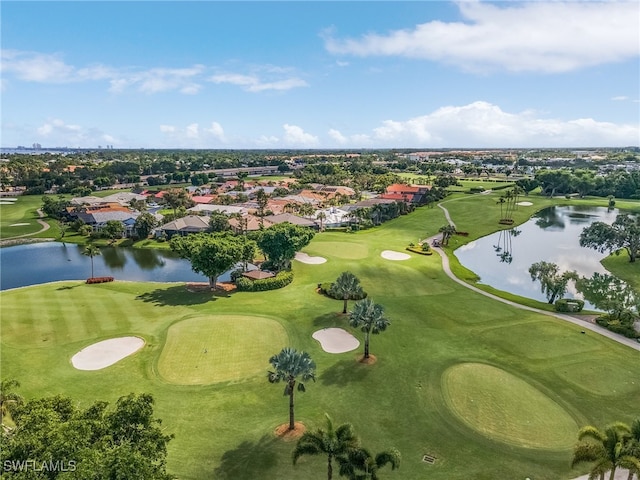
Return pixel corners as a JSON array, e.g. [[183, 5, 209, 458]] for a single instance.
[[292, 414, 360, 480], [572, 422, 639, 480], [0, 379, 23, 426], [170, 233, 242, 289], [438, 224, 456, 246], [336, 446, 401, 480], [267, 347, 316, 431], [580, 214, 640, 263], [329, 272, 364, 314], [134, 212, 158, 239], [528, 261, 578, 304], [162, 188, 193, 217], [349, 298, 391, 360], [83, 244, 101, 279], [257, 222, 315, 271], [3, 392, 174, 479]]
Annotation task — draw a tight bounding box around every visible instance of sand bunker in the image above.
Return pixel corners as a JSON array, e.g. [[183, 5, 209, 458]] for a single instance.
[[10, 223, 30, 226], [0, 201, 15, 205], [516, 201, 533, 206], [71, 336, 145, 370], [295, 252, 327, 264], [312, 328, 359, 353], [381, 250, 411, 261]]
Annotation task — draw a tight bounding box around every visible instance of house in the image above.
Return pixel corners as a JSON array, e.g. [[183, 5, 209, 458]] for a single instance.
[[228, 215, 267, 234], [262, 213, 319, 229], [155, 215, 210, 238], [190, 195, 216, 204], [188, 204, 247, 216], [380, 184, 431, 204], [75, 210, 140, 237]]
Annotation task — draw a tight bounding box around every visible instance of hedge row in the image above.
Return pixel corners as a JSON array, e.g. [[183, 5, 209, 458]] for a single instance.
[[86, 277, 114, 284], [235, 271, 294, 292], [596, 315, 640, 339], [554, 298, 584, 313], [406, 246, 433, 256]]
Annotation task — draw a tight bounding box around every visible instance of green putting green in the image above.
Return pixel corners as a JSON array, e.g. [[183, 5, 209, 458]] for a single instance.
[[157, 315, 288, 385], [308, 241, 369, 259], [442, 363, 578, 449]]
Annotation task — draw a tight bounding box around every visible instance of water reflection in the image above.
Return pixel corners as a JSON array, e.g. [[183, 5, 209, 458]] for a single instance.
[[0, 243, 207, 290], [454, 206, 620, 308]]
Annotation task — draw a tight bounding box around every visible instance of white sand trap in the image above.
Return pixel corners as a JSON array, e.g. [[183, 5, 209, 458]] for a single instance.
[[295, 252, 327, 264], [10, 223, 30, 226], [1, 198, 17, 201], [517, 201, 533, 206], [313, 328, 359, 353], [71, 336, 145, 370], [0, 201, 15, 205], [381, 250, 411, 261]]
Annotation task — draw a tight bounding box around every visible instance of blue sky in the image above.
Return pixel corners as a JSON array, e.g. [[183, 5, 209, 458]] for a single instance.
[[2, 1, 639, 149]]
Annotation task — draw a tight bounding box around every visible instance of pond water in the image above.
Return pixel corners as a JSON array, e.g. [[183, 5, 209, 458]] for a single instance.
[[454, 205, 620, 308], [0, 243, 216, 290]]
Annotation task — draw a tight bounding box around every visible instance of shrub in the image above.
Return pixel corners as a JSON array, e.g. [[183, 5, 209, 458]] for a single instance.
[[554, 298, 585, 313], [320, 282, 367, 300], [235, 271, 294, 292], [455, 231, 469, 237], [86, 276, 114, 284], [596, 315, 640, 339]]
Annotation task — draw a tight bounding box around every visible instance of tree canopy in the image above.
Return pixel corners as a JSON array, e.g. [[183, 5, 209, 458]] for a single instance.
[[2, 392, 174, 479], [579, 213, 640, 263], [257, 223, 315, 271], [170, 232, 250, 288], [528, 261, 578, 304]]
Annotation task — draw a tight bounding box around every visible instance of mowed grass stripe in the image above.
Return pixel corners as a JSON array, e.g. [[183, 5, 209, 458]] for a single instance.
[[158, 315, 288, 385]]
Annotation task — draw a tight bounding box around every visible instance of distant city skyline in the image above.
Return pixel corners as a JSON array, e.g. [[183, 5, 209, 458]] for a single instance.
[[2, 1, 639, 149]]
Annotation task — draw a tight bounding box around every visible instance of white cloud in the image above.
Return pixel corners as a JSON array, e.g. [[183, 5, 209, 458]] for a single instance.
[[611, 96, 629, 101], [282, 124, 319, 147], [326, 101, 639, 148], [210, 71, 308, 92], [34, 118, 118, 147], [159, 121, 228, 147], [324, 1, 640, 73]]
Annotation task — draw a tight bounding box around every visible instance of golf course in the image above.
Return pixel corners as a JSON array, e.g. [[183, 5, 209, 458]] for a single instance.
[[1, 191, 639, 479]]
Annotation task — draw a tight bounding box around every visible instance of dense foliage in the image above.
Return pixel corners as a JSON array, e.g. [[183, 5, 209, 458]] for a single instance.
[[1, 392, 174, 479]]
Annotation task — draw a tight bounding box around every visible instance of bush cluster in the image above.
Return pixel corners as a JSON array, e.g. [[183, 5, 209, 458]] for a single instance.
[[235, 271, 294, 291], [596, 313, 640, 339], [86, 277, 114, 284], [319, 282, 368, 300], [554, 298, 585, 313]]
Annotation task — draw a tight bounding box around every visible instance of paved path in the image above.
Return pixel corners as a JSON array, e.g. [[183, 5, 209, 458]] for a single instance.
[[0, 209, 52, 247], [430, 202, 640, 352]]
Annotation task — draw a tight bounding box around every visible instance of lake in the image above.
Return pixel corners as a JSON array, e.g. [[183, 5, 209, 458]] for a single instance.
[[0, 243, 214, 290], [453, 205, 620, 308]]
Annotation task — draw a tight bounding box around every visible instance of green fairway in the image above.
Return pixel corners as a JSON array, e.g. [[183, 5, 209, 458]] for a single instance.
[[2, 194, 639, 480], [157, 314, 288, 385], [442, 363, 578, 449]]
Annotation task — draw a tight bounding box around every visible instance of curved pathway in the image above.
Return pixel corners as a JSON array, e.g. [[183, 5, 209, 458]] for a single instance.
[[0, 209, 52, 247], [432, 202, 640, 352]]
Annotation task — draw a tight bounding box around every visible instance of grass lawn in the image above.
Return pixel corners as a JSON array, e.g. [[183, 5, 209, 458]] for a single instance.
[[1, 194, 639, 480], [0, 195, 52, 238]]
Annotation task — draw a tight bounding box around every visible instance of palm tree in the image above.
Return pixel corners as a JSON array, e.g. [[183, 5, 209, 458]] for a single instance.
[[625, 419, 640, 480], [348, 298, 391, 360], [292, 414, 360, 480], [329, 272, 364, 314], [438, 224, 456, 246], [0, 379, 23, 424], [572, 422, 639, 480], [267, 347, 316, 431], [337, 446, 401, 480], [82, 244, 101, 279], [316, 211, 327, 231], [496, 196, 506, 219]]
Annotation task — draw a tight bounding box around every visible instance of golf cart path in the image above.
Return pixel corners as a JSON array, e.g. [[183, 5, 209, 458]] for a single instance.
[[431, 202, 640, 352], [0, 209, 52, 247]]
